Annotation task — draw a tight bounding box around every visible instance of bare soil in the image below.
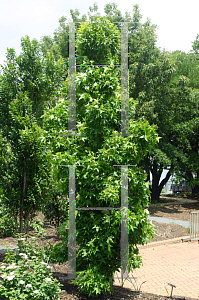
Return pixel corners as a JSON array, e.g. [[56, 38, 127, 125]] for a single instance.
[[148, 202, 199, 243], [1, 202, 199, 300]]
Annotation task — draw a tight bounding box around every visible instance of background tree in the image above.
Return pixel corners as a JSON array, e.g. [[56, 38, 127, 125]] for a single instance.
[[0, 36, 65, 233], [131, 49, 176, 201], [169, 50, 199, 89], [39, 6, 88, 61], [125, 5, 199, 201], [125, 8, 176, 201], [192, 33, 199, 55], [167, 51, 199, 194], [132, 49, 199, 201], [0, 97, 52, 233]]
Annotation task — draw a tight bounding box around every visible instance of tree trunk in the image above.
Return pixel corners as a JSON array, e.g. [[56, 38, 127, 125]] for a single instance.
[[151, 162, 173, 202], [192, 171, 199, 194], [192, 184, 199, 195], [20, 206, 23, 233], [192, 172, 199, 195], [25, 212, 30, 234], [151, 162, 162, 202], [20, 159, 27, 233], [13, 212, 18, 233], [186, 171, 199, 195], [151, 185, 162, 202]]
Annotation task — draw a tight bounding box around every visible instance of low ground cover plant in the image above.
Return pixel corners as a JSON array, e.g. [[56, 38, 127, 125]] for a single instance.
[[0, 236, 64, 300]]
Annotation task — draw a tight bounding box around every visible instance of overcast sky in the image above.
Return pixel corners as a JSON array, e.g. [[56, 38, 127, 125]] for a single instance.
[[0, 0, 198, 66]]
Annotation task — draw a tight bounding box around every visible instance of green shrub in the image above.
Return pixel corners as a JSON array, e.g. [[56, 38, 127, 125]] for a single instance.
[[0, 236, 63, 299], [43, 221, 69, 265], [0, 199, 16, 237], [42, 192, 68, 228], [29, 218, 47, 237], [42, 33, 158, 297]]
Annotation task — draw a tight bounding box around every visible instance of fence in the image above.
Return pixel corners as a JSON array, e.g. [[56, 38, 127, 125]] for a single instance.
[[190, 211, 199, 241], [181, 210, 199, 243]]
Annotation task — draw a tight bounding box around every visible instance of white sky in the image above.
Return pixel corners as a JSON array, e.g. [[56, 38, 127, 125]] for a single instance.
[[0, 0, 198, 66]]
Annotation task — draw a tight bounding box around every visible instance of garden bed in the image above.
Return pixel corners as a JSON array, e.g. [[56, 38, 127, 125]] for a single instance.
[[1, 203, 199, 299]]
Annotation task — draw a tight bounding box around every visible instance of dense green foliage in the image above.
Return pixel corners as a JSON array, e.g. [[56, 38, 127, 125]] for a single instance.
[[76, 17, 121, 65]]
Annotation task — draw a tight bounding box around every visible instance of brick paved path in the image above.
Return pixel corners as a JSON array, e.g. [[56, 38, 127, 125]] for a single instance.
[[113, 238, 199, 298]]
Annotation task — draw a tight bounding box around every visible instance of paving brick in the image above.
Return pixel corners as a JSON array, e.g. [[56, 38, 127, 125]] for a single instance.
[[113, 239, 199, 298]]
